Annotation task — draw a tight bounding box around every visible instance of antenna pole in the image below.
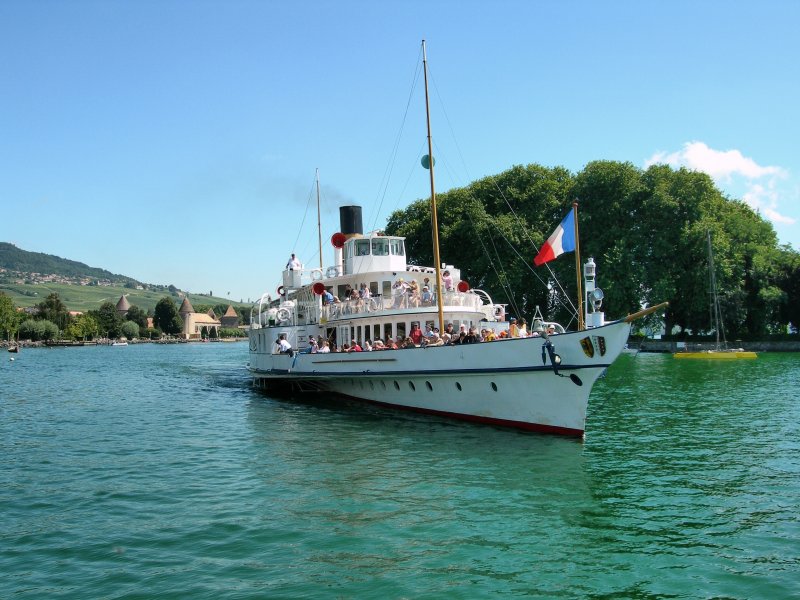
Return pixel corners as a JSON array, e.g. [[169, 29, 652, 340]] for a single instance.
[[574, 201, 584, 331], [316, 168, 323, 270]]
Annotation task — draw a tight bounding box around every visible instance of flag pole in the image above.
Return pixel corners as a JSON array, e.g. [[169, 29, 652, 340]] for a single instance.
[[573, 201, 584, 331]]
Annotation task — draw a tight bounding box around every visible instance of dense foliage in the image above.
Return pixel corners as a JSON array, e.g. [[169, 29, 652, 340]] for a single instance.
[[153, 297, 183, 335], [385, 161, 799, 337]]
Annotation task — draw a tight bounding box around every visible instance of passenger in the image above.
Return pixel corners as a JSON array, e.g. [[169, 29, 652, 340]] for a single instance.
[[442, 323, 455, 344], [547, 325, 557, 336], [275, 333, 294, 356], [386, 338, 398, 350], [484, 329, 497, 342], [421, 286, 433, 305], [407, 280, 420, 307], [424, 331, 444, 347], [373, 339, 385, 350], [322, 288, 335, 304], [403, 337, 416, 349], [392, 279, 407, 309], [453, 331, 467, 345], [410, 324, 423, 346], [285, 253, 301, 270], [518, 319, 528, 337], [464, 327, 480, 344], [509, 317, 520, 338], [364, 340, 372, 351], [349, 341, 363, 352], [359, 283, 371, 299], [424, 323, 435, 339], [441, 270, 453, 291], [318, 340, 330, 353], [309, 337, 318, 353]]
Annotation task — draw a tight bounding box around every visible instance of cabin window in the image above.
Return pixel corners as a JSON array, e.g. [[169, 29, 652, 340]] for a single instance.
[[396, 322, 406, 340], [373, 324, 381, 341], [370, 281, 379, 296], [371, 238, 389, 256], [390, 239, 404, 256], [355, 239, 371, 256], [382, 281, 392, 299], [383, 323, 392, 342]]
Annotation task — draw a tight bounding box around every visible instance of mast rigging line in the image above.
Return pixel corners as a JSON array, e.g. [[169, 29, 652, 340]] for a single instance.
[[424, 62, 579, 323], [368, 46, 424, 234]]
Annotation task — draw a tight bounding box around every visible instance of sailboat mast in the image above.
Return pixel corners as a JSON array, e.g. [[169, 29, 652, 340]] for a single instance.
[[422, 40, 445, 331], [707, 230, 722, 349], [316, 168, 323, 270]]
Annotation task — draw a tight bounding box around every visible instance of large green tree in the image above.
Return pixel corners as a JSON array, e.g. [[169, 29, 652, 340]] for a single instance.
[[154, 297, 183, 334], [91, 301, 124, 339], [385, 161, 798, 336]]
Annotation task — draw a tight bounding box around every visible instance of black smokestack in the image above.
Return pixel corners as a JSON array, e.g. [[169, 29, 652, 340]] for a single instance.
[[339, 206, 363, 236]]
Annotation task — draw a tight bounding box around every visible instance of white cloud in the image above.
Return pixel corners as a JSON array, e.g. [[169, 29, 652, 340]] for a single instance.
[[645, 141, 795, 226]]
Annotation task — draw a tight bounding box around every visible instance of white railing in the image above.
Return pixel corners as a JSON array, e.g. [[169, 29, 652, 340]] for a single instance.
[[321, 291, 483, 321]]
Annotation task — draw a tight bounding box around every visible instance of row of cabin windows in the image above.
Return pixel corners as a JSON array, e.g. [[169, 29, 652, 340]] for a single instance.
[[346, 238, 405, 259]]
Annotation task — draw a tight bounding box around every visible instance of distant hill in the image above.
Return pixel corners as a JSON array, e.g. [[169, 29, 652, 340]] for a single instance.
[[0, 242, 134, 284], [0, 242, 248, 312]]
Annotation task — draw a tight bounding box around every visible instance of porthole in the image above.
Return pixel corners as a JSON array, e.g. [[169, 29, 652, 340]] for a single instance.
[[456, 382, 462, 391], [491, 382, 498, 391], [394, 381, 400, 390], [426, 381, 433, 391], [409, 381, 416, 391]]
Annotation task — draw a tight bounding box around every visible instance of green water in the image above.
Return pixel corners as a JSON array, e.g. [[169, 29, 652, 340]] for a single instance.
[[1, 345, 798, 598]]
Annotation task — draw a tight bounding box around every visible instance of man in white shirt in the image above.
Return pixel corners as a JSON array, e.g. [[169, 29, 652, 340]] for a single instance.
[[286, 254, 302, 270], [275, 333, 293, 356]]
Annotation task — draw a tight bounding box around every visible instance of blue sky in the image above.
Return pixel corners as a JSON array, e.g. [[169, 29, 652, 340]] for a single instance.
[[2, 1, 798, 303]]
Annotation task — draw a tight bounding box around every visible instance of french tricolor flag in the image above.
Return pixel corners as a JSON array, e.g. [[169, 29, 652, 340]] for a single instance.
[[533, 210, 576, 266]]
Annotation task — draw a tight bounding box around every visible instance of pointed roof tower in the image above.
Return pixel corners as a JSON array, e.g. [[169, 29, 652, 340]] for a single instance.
[[116, 295, 131, 315], [207, 308, 217, 319], [179, 297, 195, 314], [223, 305, 238, 318]]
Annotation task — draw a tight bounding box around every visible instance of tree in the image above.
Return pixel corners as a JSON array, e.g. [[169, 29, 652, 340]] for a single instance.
[[65, 313, 99, 340], [36, 292, 70, 331], [154, 297, 183, 334], [385, 160, 798, 335], [0, 292, 17, 340], [121, 321, 139, 340], [91, 301, 123, 339], [19, 319, 59, 341], [125, 305, 148, 329]]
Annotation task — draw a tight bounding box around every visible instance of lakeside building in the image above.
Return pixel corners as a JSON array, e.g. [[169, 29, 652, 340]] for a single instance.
[[178, 297, 221, 339]]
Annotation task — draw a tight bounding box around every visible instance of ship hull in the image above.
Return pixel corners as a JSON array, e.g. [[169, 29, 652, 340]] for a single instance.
[[248, 320, 631, 435]]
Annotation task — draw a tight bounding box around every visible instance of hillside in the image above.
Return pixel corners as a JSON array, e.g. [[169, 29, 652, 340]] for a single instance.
[[0, 242, 134, 285], [0, 242, 248, 313]]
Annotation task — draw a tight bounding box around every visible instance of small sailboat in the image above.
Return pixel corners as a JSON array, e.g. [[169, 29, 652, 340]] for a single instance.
[[674, 231, 756, 360]]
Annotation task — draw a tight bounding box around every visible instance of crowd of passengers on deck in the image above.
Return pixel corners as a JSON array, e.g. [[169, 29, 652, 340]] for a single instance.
[[274, 318, 557, 356], [321, 272, 467, 317]]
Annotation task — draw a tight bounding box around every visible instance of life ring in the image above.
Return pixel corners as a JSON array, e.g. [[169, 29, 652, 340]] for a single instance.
[[277, 285, 286, 296], [326, 266, 338, 278], [311, 269, 323, 281], [276, 308, 291, 323]]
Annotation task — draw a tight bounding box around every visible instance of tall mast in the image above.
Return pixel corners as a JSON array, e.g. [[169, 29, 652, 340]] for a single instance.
[[422, 40, 445, 332], [707, 230, 723, 350], [316, 168, 323, 269]]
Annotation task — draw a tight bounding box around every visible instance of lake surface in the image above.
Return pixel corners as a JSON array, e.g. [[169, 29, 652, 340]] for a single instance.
[[1, 344, 798, 599]]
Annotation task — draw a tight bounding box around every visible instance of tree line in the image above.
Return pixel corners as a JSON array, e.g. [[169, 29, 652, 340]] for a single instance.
[[0, 293, 247, 341], [385, 161, 799, 338]]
